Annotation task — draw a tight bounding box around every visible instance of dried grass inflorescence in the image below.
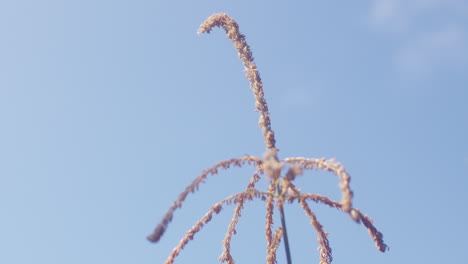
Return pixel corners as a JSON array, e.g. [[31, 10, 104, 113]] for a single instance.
[[148, 13, 388, 264]]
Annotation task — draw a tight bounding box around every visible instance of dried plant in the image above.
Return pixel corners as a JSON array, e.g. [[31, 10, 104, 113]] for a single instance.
[[148, 13, 388, 264]]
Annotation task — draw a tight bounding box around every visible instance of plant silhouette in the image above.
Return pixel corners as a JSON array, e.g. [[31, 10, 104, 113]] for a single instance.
[[148, 13, 388, 264]]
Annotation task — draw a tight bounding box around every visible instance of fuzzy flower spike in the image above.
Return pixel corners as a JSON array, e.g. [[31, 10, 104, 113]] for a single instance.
[[148, 13, 388, 264]]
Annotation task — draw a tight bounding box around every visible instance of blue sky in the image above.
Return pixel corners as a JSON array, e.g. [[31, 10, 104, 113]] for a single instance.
[[1, 0, 467, 263]]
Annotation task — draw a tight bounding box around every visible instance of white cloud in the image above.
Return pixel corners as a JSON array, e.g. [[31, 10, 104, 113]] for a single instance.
[[280, 85, 317, 111], [370, 0, 467, 33], [369, 0, 468, 78], [370, 0, 407, 32], [395, 26, 467, 75]]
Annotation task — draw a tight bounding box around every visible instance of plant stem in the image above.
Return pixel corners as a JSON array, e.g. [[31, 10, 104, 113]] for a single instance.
[[277, 181, 292, 264]]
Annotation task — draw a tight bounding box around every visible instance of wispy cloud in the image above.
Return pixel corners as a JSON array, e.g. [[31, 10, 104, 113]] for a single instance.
[[280, 85, 318, 111], [370, 0, 407, 32], [395, 26, 467, 75], [369, 0, 468, 78], [370, 0, 467, 31]]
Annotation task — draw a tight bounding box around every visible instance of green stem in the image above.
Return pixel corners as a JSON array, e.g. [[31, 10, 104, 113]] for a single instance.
[[277, 180, 292, 264]]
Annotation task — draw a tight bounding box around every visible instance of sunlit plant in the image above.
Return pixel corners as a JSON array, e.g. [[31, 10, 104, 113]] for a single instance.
[[148, 13, 388, 264]]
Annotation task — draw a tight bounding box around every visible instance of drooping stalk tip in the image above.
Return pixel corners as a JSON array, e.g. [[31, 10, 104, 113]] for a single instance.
[[198, 13, 277, 152]]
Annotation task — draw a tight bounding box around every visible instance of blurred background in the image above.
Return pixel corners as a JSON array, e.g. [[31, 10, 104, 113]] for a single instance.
[[1, 0, 467, 263]]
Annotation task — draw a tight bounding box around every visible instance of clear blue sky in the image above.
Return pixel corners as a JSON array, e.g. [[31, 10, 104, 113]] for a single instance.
[[1, 1, 467, 263]]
